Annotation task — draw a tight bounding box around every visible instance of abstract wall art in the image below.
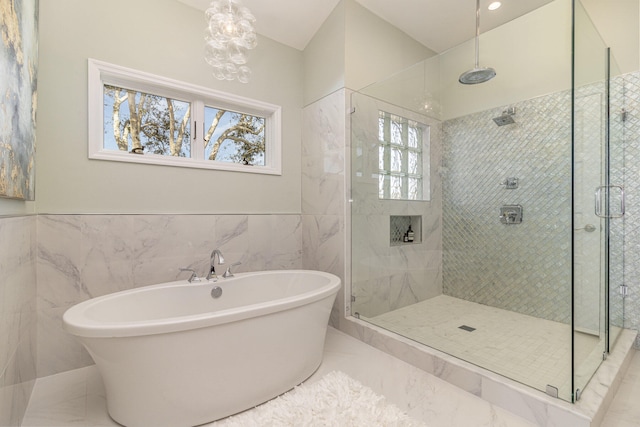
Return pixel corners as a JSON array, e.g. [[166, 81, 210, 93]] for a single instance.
[[0, 0, 38, 200]]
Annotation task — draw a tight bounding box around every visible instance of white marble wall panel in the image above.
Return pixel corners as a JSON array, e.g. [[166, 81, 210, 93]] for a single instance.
[[302, 89, 349, 328], [36, 213, 302, 377], [0, 215, 37, 426], [131, 214, 226, 286], [302, 90, 346, 217], [247, 215, 303, 271], [302, 215, 344, 279]]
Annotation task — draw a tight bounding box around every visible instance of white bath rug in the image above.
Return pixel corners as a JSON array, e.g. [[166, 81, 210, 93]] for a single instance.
[[211, 371, 427, 427]]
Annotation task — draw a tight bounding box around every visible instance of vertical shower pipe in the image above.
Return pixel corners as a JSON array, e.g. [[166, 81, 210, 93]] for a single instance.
[[474, 0, 480, 70]]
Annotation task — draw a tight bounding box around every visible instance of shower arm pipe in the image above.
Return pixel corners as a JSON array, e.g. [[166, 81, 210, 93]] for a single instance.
[[474, 0, 480, 68]]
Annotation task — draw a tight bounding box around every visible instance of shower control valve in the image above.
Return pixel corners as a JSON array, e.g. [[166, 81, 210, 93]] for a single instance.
[[499, 205, 523, 225]]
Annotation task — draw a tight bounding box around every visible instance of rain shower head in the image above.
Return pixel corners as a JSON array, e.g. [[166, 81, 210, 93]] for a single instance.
[[459, 0, 496, 85], [459, 67, 496, 85], [493, 107, 516, 126]]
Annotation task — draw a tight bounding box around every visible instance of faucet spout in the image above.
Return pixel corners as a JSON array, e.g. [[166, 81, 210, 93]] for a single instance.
[[206, 249, 225, 281]]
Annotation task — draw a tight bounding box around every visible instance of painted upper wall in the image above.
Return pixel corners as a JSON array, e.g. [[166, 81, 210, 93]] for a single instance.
[[26, 0, 640, 214], [582, 0, 640, 75], [346, 0, 573, 121], [343, 0, 436, 96], [355, 0, 640, 121], [440, 0, 573, 120], [0, 199, 36, 216], [303, 1, 346, 106], [303, 0, 436, 106], [36, 0, 303, 214]]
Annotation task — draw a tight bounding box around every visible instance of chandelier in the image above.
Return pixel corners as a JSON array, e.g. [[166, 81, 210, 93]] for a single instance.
[[205, 0, 257, 83]]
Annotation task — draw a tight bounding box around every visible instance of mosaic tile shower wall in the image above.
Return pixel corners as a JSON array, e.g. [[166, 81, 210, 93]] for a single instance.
[[442, 92, 574, 323], [442, 71, 639, 337]]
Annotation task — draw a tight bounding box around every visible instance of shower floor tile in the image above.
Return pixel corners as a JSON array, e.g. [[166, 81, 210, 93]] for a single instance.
[[362, 295, 602, 398]]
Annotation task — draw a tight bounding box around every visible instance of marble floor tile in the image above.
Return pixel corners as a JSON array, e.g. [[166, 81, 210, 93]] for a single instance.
[[21, 324, 639, 427], [21, 365, 117, 427], [363, 295, 605, 399], [600, 350, 640, 427], [22, 327, 536, 427]]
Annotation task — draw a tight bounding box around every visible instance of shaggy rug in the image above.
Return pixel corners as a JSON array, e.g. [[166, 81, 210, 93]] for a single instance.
[[211, 371, 426, 426]]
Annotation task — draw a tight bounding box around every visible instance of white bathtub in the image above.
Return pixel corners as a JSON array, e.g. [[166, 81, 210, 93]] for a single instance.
[[63, 269, 341, 427]]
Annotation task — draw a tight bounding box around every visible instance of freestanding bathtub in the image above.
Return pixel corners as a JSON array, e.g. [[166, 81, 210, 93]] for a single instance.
[[63, 269, 341, 427]]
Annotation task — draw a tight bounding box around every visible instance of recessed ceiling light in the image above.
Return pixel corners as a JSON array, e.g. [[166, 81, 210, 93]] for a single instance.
[[488, 2, 502, 10]]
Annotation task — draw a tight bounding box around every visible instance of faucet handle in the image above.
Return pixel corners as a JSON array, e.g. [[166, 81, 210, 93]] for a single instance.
[[222, 261, 241, 278], [179, 268, 200, 283]]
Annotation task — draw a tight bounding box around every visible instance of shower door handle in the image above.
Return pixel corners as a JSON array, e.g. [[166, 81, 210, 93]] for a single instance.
[[594, 185, 625, 218]]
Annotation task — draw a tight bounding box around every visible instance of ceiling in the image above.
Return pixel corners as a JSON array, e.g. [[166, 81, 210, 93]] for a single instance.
[[177, 0, 554, 52]]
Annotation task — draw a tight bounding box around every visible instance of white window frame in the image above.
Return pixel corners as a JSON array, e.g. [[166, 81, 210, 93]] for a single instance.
[[88, 58, 282, 175]]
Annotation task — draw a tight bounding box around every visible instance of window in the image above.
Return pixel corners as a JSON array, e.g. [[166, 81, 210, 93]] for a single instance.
[[103, 85, 192, 157], [203, 106, 265, 165], [378, 111, 430, 200], [88, 59, 281, 175]]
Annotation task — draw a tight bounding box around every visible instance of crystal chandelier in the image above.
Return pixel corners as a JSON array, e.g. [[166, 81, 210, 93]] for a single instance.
[[205, 0, 257, 83]]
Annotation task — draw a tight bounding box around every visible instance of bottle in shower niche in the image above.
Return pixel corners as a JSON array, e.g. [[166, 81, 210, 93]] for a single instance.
[[407, 225, 414, 242]]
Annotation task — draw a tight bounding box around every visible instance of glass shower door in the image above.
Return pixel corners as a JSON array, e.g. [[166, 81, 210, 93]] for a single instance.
[[572, 0, 624, 401], [572, 81, 608, 400]]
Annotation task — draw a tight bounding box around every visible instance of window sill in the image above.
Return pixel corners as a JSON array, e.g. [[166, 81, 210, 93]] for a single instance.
[[89, 150, 282, 175]]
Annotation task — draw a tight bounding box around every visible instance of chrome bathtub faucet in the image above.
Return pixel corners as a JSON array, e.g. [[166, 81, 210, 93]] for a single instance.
[[206, 249, 225, 281], [179, 268, 201, 283]]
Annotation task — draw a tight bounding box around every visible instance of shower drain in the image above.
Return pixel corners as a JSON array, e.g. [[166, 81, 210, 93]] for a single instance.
[[458, 325, 476, 332]]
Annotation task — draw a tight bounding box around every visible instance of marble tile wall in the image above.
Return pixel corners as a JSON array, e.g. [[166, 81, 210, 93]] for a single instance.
[[0, 215, 37, 426], [36, 214, 302, 377], [349, 93, 443, 318], [301, 89, 348, 327]]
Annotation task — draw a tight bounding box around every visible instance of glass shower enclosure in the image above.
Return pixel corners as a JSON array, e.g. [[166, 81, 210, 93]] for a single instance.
[[349, 0, 626, 402]]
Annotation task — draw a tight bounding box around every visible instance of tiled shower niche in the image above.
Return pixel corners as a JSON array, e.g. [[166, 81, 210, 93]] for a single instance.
[[390, 215, 422, 245]]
